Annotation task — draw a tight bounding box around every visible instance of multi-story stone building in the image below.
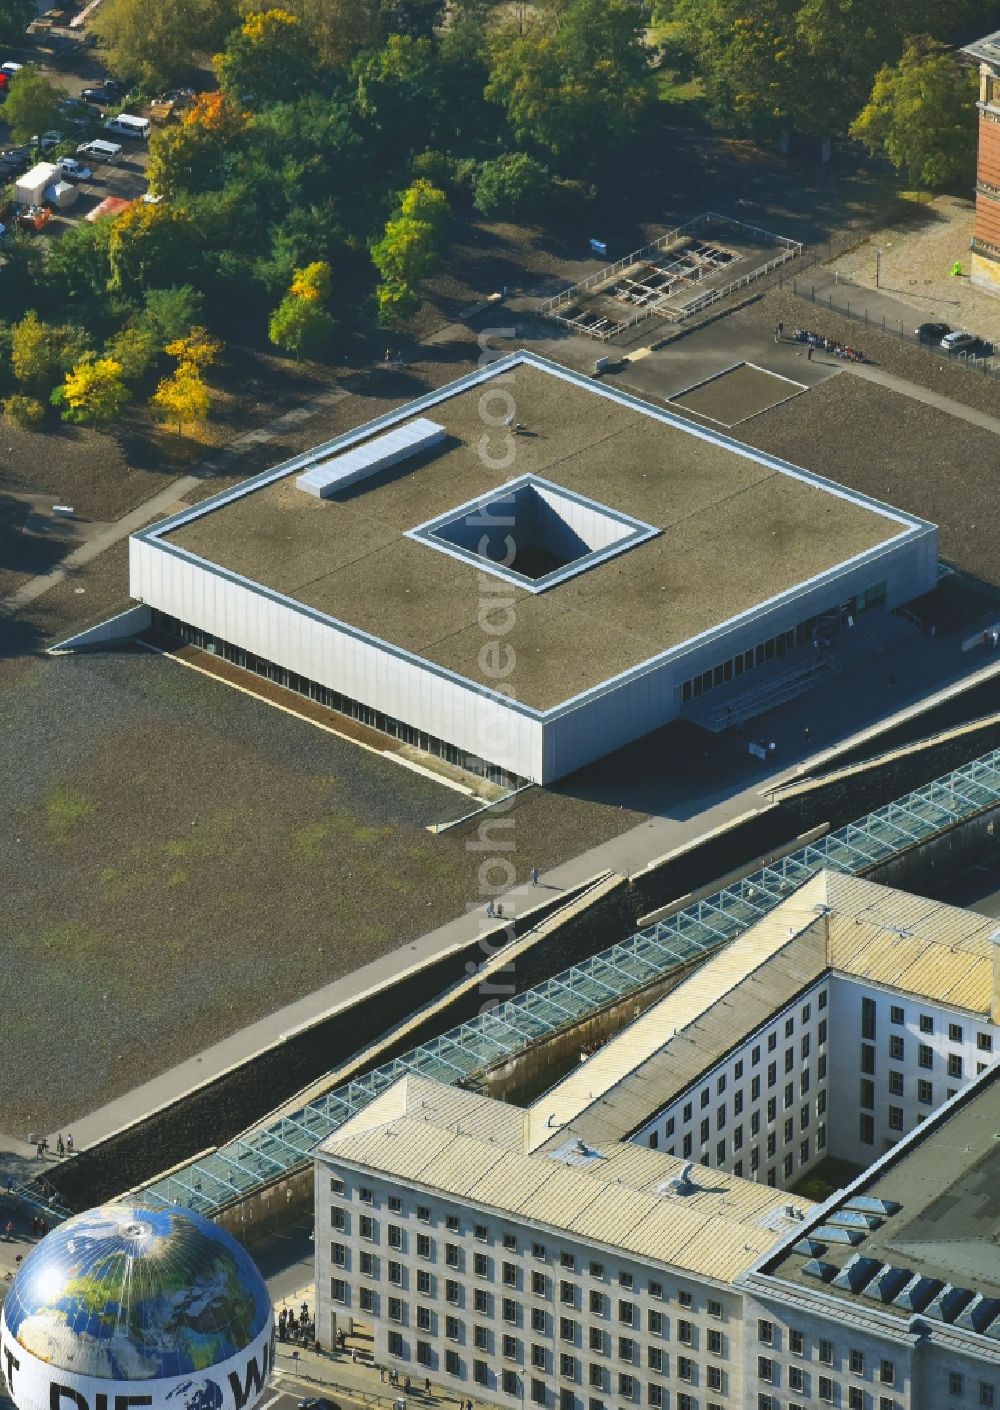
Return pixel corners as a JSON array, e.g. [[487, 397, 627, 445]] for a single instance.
[[313, 872, 1000, 1409], [963, 32, 1000, 292]]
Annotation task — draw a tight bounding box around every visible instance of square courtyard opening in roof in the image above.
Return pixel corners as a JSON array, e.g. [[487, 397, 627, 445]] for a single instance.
[[408, 474, 659, 593]]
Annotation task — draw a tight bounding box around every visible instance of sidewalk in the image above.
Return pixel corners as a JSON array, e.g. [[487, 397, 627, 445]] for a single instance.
[[274, 1340, 490, 1410]]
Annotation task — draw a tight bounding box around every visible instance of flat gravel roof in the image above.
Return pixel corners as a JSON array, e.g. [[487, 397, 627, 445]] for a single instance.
[[164, 357, 910, 711]]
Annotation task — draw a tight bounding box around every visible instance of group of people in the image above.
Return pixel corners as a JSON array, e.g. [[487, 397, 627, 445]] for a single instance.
[[277, 1303, 315, 1345], [792, 327, 865, 362], [34, 1133, 73, 1159]]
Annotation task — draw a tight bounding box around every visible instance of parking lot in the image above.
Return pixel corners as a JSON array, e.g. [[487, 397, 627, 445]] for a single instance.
[[0, 45, 153, 236]]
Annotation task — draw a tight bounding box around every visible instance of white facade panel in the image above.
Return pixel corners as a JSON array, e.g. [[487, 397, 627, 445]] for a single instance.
[[132, 546, 542, 780]]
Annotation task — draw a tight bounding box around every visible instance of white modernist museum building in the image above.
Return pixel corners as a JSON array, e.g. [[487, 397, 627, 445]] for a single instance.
[[130, 352, 937, 784]]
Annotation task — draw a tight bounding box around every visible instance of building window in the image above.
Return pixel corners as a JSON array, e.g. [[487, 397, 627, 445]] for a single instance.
[[619, 1272, 634, 1290], [618, 1375, 634, 1398], [446, 1316, 461, 1341], [360, 1288, 375, 1313], [533, 1309, 547, 1334], [789, 1367, 803, 1392], [861, 997, 876, 1040], [648, 1387, 663, 1409], [889, 1106, 904, 1131], [504, 1299, 519, 1324], [919, 1014, 933, 1034], [918, 1079, 933, 1104], [359, 1216, 374, 1240], [650, 1280, 664, 1300], [618, 1338, 633, 1362], [416, 1341, 432, 1367], [589, 1328, 602, 1352], [888, 1070, 903, 1096], [503, 1335, 519, 1360], [647, 1347, 663, 1372], [475, 1254, 490, 1278], [475, 1326, 490, 1352], [849, 1391, 863, 1410], [789, 1329, 804, 1356], [417, 1234, 432, 1258], [331, 1278, 346, 1303], [861, 1044, 875, 1075], [949, 1022, 964, 1043], [860, 1113, 874, 1144], [589, 1291, 604, 1315], [388, 1224, 402, 1248], [445, 1351, 462, 1378], [948, 1054, 964, 1079], [679, 1321, 694, 1345], [503, 1372, 520, 1397], [850, 1351, 864, 1376], [819, 1340, 833, 1365], [330, 1176, 345, 1195], [417, 1306, 433, 1331], [678, 1290, 693, 1308], [445, 1280, 460, 1305], [980, 1385, 995, 1408], [474, 1289, 490, 1314], [331, 1208, 347, 1231], [446, 1245, 461, 1269], [707, 1329, 722, 1355], [388, 1260, 402, 1284], [562, 1319, 577, 1343], [533, 1243, 546, 1259], [890, 1005, 904, 1024], [560, 1281, 577, 1306], [918, 1043, 933, 1069], [388, 1330, 403, 1356], [618, 1301, 635, 1326], [560, 1354, 576, 1379], [475, 1362, 489, 1387], [979, 1033, 994, 1053], [678, 1357, 693, 1382], [503, 1261, 517, 1286], [332, 1243, 346, 1267], [533, 1272, 547, 1297], [360, 1252, 376, 1277], [950, 1374, 965, 1396], [757, 1320, 773, 1345], [417, 1205, 431, 1223], [860, 1079, 874, 1110], [758, 1358, 773, 1383], [880, 1361, 894, 1387], [707, 1366, 722, 1392], [819, 1377, 834, 1403], [417, 1270, 432, 1295], [648, 1309, 663, 1336], [474, 1223, 488, 1241], [889, 1035, 904, 1062]]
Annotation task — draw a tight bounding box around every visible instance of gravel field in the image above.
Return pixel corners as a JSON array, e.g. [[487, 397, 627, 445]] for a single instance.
[[0, 647, 651, 1135]]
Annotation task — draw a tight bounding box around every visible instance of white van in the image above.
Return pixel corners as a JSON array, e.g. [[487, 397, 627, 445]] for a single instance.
[[77, 138, 123, 164], [104, 113, 151, 140]]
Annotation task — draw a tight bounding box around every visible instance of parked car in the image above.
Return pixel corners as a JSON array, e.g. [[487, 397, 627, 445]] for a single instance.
[[54, 156, 91, 182], [76, 138, 122, 163], [941, 329, 979, 353], [915, 321, 950, 343], [81, 81, 124, 104], [58, 98, 102, 127], [29, 130, 64, 151], [1, 61, 24, 76]]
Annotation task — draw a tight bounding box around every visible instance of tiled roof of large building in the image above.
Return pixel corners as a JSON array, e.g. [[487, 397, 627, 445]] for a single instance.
[[527, 872, 998, 1150], [318, 1075, 813, 1286]]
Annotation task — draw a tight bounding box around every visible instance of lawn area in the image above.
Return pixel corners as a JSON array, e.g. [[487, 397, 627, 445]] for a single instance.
[[0, 646, 646, 1137]]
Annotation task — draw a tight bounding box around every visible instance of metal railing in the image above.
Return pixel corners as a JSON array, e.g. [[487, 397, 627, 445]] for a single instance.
[[537, 212, 802, 338]]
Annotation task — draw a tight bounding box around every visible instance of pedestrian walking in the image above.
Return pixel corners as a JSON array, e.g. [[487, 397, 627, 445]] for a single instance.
[[486, 899, 495, 918], [5, 1220, 13, 1241], [531, 866, 540, 885], [424, 1379, 431, 1397], [806, 344, 813, 361], [65, 1134, 73, 1153], [56, 1134, 64, 1157], [35, 1142, 43, 1160]]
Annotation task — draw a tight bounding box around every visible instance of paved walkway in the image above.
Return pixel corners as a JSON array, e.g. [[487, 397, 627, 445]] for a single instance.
[[845, 362, 1000, 436], [1, 388, 351, 614]]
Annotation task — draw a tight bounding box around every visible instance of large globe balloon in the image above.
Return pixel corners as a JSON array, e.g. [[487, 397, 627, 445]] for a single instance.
[[0, 1205, 274, 1410]]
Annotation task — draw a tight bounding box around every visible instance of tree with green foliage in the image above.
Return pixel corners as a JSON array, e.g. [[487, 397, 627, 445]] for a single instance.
[[485, 0, 652, 158], [51, 355, 131, 426], [91, 0, 238, 88], [140, 286, 205, 345], [374, 278, 420, 325], [3, 395, 46, 428], [473, 153, 550, 218], [851, 38, 978, 191], [398, 177, 449, 234], [371, 214, 437, 284], [152, 364, 211, 435], [268, 261, 334, 355], [108, 203, 197, 295], [0, 0, 33, 45], [277, 0, 381, 67], [216, 9, 317, 108], [11, 312, 90, 398], [3, 68, 64, 146], [105, 324, 159, 382], [39, 220, 114, 312], [354, 34, 442, 157]]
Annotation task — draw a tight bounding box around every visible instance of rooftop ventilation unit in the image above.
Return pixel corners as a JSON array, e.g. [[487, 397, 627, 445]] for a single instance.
[[892, 1274, 942, 1314], [812, 1225, 866, 1246], [861, 1264, 911, 1304], [802, 1258, 837, 1283], [831, 1255, 881, 1293], [955, 1294, 1000, 1335], [660, 1162, 698, 1197], [296, 418, 446, 499], [923, 1284, 975, 1324], [844, 1195, 901, 1217]]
